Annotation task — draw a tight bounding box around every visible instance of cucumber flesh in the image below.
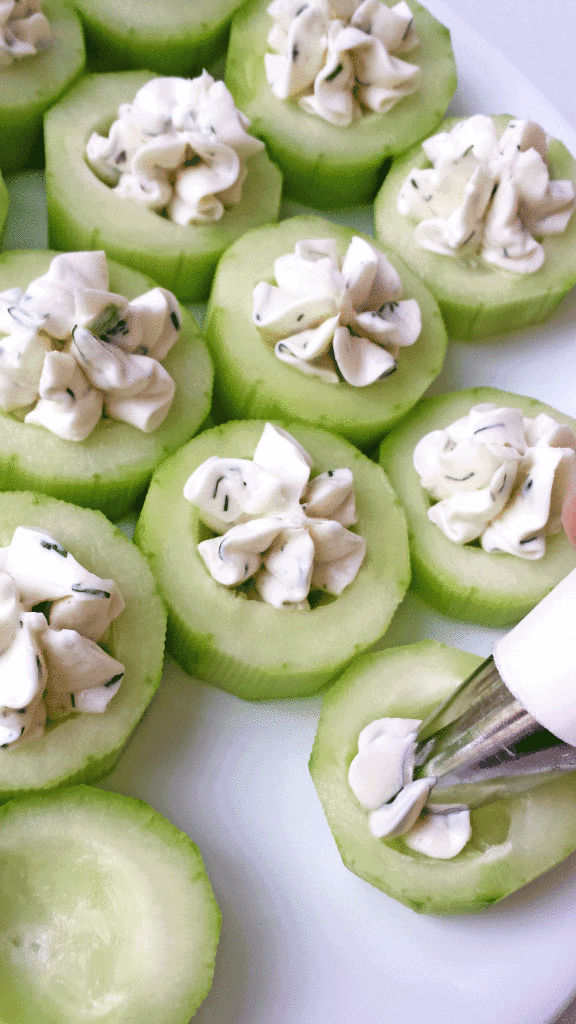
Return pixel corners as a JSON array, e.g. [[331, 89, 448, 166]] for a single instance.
[[73, 0, 243, 77], [379, 386, 576, 626], [0, 249, 213, 520], [225, 0, 456, 208], [0, 491, 167, 802], [205, 215, 447, 449], [135, 419, 410, 700], [0, 785, 221, 1023], [375, 116, 576, 339], [44, 71, 283, 302], [0, 0, 85, 174], [310, 641, 576, 913]]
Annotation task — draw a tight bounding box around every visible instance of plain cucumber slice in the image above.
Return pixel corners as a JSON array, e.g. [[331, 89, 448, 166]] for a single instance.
[[310, 641, 576, 913], [375, 115, 576, 339], [0, 0, 85, 174], [73, 0, 243, 76], [44, 71, 283, 303], [225, 0, 456, 208], [378, 387, 576, 626], [135, 419, 410, 700], [206, 216, 447, 449], [0, 785, 220, 1023], [0, 249, 213, 521], [0, 491, 166, 803]]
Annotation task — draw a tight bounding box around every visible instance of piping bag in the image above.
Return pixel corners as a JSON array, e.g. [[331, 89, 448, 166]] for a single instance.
[[411, 494, 576, 812]]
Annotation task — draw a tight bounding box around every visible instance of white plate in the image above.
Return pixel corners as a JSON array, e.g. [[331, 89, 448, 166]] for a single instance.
[[2, 5, 576, 1022]]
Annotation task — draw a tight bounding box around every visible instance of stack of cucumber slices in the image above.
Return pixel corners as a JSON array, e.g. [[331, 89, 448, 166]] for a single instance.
[[2, 0, 576, 1017]]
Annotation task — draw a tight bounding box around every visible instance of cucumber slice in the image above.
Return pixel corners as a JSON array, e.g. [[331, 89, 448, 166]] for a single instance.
[[375, 116, 576, 339], [225, 0, 456, 208], [0, 171, 7, 241], [0, 249, 213, 521], [73, 0, 244, 77], [135, 419, 410, 700], [0, 785, 221, 1022], [206, 215, 447, 449], [44, 71, 283, 303], [378, 387, 576, 626], [0, 0, 85, 174], [0, 491, 167, 802], [310, 641, 576, 913], [311, 641, 576, 913]]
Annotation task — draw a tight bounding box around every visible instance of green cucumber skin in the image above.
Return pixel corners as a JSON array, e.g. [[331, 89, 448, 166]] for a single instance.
[[135, 419, 411, 701], [375, 116, 576, 339], [0, 173, 7, 242], [44, 70, 283, 303], [0, 249, 213, 521], [379, 387, 576, 626], [0, 0, 85, 174], [0, 785, 221, 1024], [225, 0, 457, 208], [0, 492, 167, 803], [206, 215, 447, 449], [73, 0, 242, 76], [310, 641, 576, 914]]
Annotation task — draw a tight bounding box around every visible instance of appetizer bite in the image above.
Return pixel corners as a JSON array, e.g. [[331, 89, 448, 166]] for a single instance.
[[375, 115, 576, 338], [0, 786, 221, 1023], [379, 387, 576, 625], [206, 215, 447, 449], [0, 249, 213, 520], [225, 0, 457, 207], [44, 71, 283, 302], [0, 0, 85, 173], [71, 0, 245, 77], [0, 491, 166, 802], [310, 640, 576, 913], [135, 420, 410, 700]]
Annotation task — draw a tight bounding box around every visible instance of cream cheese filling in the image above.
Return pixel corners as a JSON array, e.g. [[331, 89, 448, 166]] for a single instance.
[[0, 527, 125, 749], [86, 73, 265, 225], [413, 403, 576, 559], [0, 1, 51, 66], [0, 251, 180, 441], [184, 423, 366, 609], [397, 116, 576, 273], [252, 235, 421, 385], [266, 0, 420, 126], [348, 716, 471, 858]]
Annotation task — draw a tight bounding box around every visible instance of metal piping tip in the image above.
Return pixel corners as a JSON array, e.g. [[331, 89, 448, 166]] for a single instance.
[[412, 656, 576, 811]]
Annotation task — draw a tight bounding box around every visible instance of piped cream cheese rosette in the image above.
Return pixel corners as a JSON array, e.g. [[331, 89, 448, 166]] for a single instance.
[[0, 249, 213, 521], [0, 491, 167, 803], [379, 387, 576, 626], [0, 0, 51, 66], [135, 417, 410, 699], [225, 0, 456, 208], [86, 73, 265, 226], [184, 423, 366, 608], [0, 250, 180, 442], [45, 69, 282, 301], [397, 116, 575, 274], [205, 215, 446, 448], [414, 403, 576, 560], [252, 234, 421, 385], [0, 526, 125, 749], [265, 0, 421, 127], [375, 114, 576, 338]]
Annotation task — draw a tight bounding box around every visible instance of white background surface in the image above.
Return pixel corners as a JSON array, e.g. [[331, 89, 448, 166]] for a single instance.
[[3, 1, 576, 1022]]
